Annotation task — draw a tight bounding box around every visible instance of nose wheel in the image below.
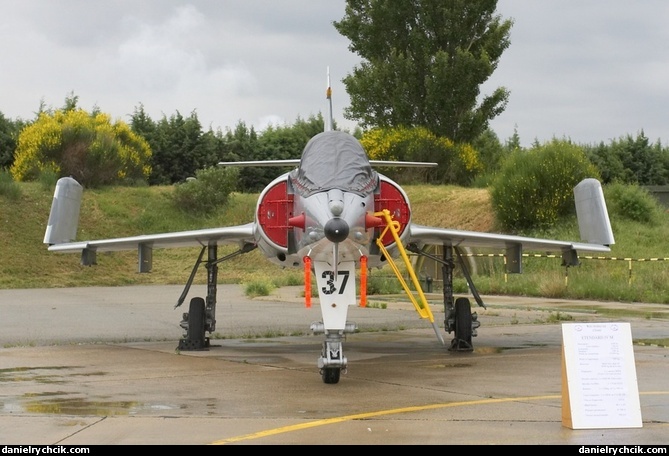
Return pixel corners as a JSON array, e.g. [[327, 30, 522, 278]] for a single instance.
[[321, 367, 341, 384], [318, 337, 347, 384]]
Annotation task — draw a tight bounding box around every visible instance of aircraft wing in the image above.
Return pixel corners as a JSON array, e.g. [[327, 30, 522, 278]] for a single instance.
[[218, 159, 437, 168], [408, 224, 612, 254], [43, 177, 258, 271], [407, 178, 614, 260], [407, 223, 611, 274], [47, 223, 257, 253]]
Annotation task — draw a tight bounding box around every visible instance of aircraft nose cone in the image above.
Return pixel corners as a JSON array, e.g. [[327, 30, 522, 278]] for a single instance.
[[324, 218, 349, 243]]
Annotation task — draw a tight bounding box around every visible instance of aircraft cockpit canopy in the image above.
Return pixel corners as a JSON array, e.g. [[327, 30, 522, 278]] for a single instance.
[[290, 131, 378, 197]]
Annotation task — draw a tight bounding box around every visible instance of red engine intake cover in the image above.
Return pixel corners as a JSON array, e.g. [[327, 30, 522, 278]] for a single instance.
[[374, 180, 410, 246], [257, 180, 294, 248]]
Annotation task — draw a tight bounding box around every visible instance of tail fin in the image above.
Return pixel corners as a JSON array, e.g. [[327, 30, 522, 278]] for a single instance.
[[43, 177, 83, 245], [574, 178, 615, 246], [325, 67, 333, 132]]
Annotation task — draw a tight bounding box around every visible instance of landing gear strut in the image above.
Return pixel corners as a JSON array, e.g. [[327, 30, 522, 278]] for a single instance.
[[312, 324, 354, 384], [407, 243, 483, 351], [177, 243, 257, 351], [319, 336, 345, 384], [442, 245, 481, 351]]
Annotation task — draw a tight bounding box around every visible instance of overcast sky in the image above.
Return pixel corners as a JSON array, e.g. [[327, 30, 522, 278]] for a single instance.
[[1, 1, 668, 148]]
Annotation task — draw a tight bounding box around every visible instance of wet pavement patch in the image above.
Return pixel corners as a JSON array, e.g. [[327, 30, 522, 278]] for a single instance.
[[0, 366, 105, 383], [22, 397, 141, 415]]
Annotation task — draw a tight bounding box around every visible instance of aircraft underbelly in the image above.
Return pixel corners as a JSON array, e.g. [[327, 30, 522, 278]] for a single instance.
[[299, 237, 368, 263]]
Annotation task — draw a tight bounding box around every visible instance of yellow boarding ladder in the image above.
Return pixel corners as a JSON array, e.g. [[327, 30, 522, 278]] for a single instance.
[[374, 209, 445, 346]]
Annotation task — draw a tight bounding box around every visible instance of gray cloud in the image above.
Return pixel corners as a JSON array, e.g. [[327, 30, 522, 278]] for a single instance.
[[1, 0, 667, 147]]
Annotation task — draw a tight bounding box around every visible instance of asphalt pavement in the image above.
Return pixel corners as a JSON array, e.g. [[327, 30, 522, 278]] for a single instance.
[[0, 285, 667, 445]]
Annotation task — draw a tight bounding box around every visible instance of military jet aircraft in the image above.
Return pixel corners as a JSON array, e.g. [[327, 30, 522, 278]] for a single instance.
[[43, 82, 614, 384]]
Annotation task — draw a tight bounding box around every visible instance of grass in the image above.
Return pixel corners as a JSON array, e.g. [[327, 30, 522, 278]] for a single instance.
[[244, 280, 276, 297], [0, 170, 22, 200], [1, 181, 668, 306], [545, 311, 575, 323], [364, 302, 388, 309], [635, 338, 669, 347]]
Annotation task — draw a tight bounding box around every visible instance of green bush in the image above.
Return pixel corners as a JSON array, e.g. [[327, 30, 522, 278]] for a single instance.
[[490, 139, 600, 231], [0, 170, 21, 200], [604, 181, 663, 224], [37, 168, 59, 191], [366, 275, 404, 295], [244, 280, 274, 297], [170, 166, 239, 214]]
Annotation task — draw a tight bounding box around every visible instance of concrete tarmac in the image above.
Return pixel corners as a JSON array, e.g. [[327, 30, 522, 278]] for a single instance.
[[0, 285, 667, 445]]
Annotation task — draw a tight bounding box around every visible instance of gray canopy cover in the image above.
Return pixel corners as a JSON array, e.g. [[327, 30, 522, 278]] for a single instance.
[[289, 131, 378, 197]]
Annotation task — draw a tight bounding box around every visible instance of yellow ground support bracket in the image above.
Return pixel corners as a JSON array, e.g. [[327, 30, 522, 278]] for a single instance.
[[374, 209, 445, 345]]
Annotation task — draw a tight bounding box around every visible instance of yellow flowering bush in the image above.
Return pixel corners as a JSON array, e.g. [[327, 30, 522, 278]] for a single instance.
[[360, 126, 482, 185], [11, 109, 151, 187]]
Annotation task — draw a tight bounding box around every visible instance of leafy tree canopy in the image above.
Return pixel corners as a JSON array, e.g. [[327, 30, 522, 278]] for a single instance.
[[583, 131, 669, 185], [0, 112, 25, 169], [334, 0, 513, 143]]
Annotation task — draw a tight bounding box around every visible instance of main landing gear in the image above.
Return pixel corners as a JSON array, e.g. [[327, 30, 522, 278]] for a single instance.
[[175, 241, 483, 382], [449, 297, 474, 351], [177, 243, 256, 351], [179, 297, 208, 350], [175, 242, 355, 385], [407, 243, 484, 352]]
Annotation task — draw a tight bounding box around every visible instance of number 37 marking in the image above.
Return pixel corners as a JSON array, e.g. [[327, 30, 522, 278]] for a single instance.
[[321, 270, 350, 295]]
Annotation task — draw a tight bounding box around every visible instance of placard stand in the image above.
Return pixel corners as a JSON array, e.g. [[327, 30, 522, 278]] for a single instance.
[[561, 322, 642, 429]]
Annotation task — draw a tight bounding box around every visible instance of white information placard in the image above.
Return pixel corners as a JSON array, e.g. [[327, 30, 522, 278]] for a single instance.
[[561, 322, 642, 429]]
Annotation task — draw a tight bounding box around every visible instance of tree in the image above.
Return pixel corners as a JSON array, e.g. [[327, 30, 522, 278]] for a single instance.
[[143, 111, 216, 185], [610, 132, 667, 185], [129, 104, 156, 142], [62, 92, 79, 112], [0, 112, 25, 169], [471, 128, 506, 182], [583, 132, 669, 186], [334, 0, 512, 143], [219, 121, 263, 192], [219, 116, 329, 192]]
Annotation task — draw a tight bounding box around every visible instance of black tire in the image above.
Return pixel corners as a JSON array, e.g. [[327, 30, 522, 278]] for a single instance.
[[187, 297, 206, 344], [454, 297, 473, 347], [322, 368, 341, 384]]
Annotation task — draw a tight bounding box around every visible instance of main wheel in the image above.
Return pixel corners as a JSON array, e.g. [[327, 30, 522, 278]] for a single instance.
[[187, 297, 206, 344], [453, 297, 473, 350], [322, 367, 341, 384]]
